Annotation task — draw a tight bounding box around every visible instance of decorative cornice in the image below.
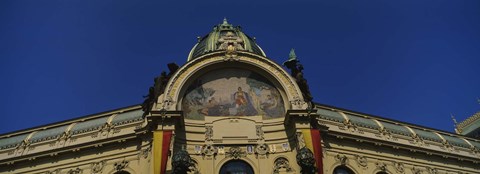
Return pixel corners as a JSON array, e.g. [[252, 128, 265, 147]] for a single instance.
[[457, 111, 480, 130]]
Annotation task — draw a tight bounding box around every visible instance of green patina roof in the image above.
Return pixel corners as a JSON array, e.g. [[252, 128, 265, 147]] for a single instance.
[[187, 19, 266, 61], [412, 128, 443, 143], [30, 125, 69, 143], [441, 133, 471, 148], [346, 114, 380, 129], [0, 134, 29, 149], [71, 117, 109, 135], [380, 121, 412, 136], [111, 109, 143, 126], [317, 108, 345, 123]]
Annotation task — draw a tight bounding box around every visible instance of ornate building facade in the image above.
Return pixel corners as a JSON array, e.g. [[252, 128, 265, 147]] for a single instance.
[[1, 20, 479, 174]]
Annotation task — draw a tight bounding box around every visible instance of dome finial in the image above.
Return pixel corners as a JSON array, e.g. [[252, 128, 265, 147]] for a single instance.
[[223, 17, 228, 25]]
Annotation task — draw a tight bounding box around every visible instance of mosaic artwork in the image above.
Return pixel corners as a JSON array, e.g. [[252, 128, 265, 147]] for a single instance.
[[182, 69, 285, 120]]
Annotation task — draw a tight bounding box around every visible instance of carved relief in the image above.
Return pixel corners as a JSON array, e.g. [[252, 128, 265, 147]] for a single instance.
[[441, 141, 455, 152], [201, 144, 217, 157], [45, 169, 60, 174], [394, 162, 405, 173], [354, 155, 368, 168], [255, 143, 269, 156], [256, 125, 264, 140], [205, 126, 213, 141], [57, 131, 72, 145], [91, 160, 106, 173], [426, 167, 438, 174], [411, 166, 423, 174], [67, 167, 82, 174], [290, 96, 307, 110], [296, 132, 306, 149], [140, 146, 152, 159], [375, 162, 387, 172], [410, 134, 424, 146], [273, 157, 293, 173], [114, 160, 129, 171], [335, 154, 348, 165], [226, 146, 246, 159], [378, 127, 392, 140]]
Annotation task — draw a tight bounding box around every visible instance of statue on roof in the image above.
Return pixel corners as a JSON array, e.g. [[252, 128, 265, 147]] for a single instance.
[[283, 49, 313, 107], [142, 63, 180, 118]]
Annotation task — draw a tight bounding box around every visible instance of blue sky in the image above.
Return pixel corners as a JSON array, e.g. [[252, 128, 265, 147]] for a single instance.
[[1, 0, 479, 134]]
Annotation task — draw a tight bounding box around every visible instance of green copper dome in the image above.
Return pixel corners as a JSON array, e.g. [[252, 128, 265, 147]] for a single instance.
[[187, 19, 267, 61]]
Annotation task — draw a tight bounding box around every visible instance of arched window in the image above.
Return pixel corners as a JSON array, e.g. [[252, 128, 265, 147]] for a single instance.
[[333, 166, 355, 174], [114, 171, 130, 174], [219, 160, 254, 174]]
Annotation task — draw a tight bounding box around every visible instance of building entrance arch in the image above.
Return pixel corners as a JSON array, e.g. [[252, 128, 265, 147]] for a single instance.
[[219, 159, 254, 174]]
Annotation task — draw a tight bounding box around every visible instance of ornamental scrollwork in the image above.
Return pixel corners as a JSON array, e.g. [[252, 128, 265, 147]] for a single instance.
[[226, 146, 246, 159]]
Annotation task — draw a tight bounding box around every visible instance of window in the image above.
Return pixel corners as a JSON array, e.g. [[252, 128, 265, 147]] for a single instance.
[[333, 166, 355, 174], [219, 160, 254, 174]]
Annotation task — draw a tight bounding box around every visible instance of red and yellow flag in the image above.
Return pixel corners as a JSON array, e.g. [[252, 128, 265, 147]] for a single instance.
[[153, 131, 173, 174], [301, 129, 323, 174]]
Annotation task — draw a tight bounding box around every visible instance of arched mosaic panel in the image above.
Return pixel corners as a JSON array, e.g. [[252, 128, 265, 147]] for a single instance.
[[182, 68, 285, 120]]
